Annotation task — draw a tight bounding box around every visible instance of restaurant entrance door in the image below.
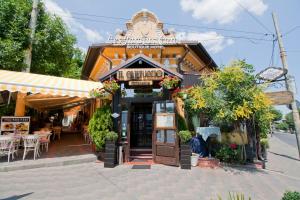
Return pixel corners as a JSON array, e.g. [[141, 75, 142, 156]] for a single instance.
[[130, 103, 152, 148]]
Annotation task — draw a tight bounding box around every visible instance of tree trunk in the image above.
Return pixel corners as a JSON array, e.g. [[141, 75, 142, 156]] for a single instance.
[[245, 119, 257, 162]]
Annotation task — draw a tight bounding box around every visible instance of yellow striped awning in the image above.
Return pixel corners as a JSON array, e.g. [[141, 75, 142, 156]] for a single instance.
[[0, 70, 102, 98]]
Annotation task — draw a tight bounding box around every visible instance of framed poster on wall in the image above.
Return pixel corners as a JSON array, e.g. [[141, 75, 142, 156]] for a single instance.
[[155, 113, 175, 129], [0, 116, 30, 135]]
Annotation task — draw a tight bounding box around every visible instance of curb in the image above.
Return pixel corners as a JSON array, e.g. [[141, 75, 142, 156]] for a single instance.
[[0, 155, 97, 172]]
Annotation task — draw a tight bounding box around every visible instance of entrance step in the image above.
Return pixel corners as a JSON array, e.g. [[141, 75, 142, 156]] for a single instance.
[[129, 148, 152, 161], [129, 155, 153, 159]]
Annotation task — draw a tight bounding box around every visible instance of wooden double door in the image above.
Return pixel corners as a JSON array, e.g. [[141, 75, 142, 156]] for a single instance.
[[129, 101, 179, 166]]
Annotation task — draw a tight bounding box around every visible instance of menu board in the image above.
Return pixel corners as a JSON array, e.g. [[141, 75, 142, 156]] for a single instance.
[[155, 113, 175, 129], [0, 116, 30, 135]]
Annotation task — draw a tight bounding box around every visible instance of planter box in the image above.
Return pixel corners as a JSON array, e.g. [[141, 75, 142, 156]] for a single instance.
[[104, 141, 117, 168], [198, 157, 220, 168], [180, 143, 191, 170]]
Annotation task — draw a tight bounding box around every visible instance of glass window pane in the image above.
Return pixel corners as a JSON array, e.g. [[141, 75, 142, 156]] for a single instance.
[[156, 103, 165, 113], [166, 103, 174, 113], [156, 130, 164, 142], [166, 130, 175, 143]]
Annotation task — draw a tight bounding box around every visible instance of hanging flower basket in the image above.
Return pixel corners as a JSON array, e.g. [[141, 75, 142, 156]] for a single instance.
[[89, 88, 110, 99], [160, 76, 180, 90], [103, 79, 120, 94]]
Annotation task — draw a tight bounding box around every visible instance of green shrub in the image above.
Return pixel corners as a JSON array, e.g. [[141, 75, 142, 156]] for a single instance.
[[282, 191, 300, 200], [215, 144, 243, 163], [105, 131, 118, 142], [88, 106, 113, 150], [178, 130, 192, 144]]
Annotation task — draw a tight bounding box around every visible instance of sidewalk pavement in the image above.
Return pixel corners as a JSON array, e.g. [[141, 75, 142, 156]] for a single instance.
[[266, 134, 300, 179]]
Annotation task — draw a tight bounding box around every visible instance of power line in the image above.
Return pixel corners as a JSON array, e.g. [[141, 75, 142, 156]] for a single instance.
[[282, 25, 300, 37], [164, 22, 271, 36], [56, 14, 273, 43], [232, 0, 273, 34], [52, 10, 272, 36], [269, 37, 276, 67]]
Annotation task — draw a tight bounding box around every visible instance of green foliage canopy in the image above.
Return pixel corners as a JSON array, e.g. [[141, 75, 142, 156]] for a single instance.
[[0, 0, 83, 78]]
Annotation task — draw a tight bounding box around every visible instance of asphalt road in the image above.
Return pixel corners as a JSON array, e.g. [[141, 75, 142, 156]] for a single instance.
[[273, 131, 299, 148]]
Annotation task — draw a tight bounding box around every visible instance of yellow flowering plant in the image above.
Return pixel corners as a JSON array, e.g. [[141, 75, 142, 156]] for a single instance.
[[185, 60, 274, 136]]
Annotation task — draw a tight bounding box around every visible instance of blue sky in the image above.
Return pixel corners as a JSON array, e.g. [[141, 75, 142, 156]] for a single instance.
[[44, 0, 299, 113]]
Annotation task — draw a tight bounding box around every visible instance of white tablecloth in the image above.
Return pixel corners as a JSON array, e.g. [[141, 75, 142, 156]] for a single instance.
[[196, 127, 221, 141]]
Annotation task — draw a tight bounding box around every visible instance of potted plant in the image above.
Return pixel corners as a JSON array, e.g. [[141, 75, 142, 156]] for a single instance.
[[104, 131, 119, 168], [260, 138, 269, 160], [88, 106, 113, 160], [160, 76, 180, 90], [178, 130, 192, 169]]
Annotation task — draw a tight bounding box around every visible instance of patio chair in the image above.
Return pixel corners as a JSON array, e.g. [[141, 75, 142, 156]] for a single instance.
[[22, 135, 40, 160], [39, 133, 52, 152], [82, 126, 90, 144], [52, 126, 62, 140], [0, 136, 15, 163]]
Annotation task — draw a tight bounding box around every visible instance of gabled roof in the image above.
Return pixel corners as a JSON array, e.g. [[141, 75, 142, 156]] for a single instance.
[[81, 43, 218, 80], [98, 54, 183, 81]]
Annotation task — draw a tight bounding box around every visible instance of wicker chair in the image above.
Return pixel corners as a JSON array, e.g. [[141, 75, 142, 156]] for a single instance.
[[52, 126, 62, 140], [22, 135, 40, 160], [0, 136, 15, 163]]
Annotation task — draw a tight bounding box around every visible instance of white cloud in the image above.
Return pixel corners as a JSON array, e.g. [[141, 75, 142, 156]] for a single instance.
[[180, 0, 268, 24], [44, 0, 103, 43], [176, 31, 234, 53]]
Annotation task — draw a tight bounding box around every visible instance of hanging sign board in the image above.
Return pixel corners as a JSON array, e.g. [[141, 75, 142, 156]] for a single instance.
[[257, 67, 287, 81], [265, 91, 293, 105], [0, 116, 30, 135], [117, 68, 164, 81], [129, 81, 153, 86]]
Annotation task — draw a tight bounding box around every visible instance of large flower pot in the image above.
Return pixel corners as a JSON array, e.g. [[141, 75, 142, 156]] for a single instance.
[[191, 153, 199, 167], [180, 143, 191, 169], [104, 140, 117, 168]]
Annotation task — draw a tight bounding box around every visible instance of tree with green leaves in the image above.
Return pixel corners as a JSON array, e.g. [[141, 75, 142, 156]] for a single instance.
[[285, 109, 300, 131], [270, 107, 282, 122], [0, 0, 83, 78], [184, 60, 274, 160]]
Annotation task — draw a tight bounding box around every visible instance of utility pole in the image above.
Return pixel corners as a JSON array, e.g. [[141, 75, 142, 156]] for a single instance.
[[15, 0, 39, 116], [272, 12, 300, 158], [24, 0, 39, 73]]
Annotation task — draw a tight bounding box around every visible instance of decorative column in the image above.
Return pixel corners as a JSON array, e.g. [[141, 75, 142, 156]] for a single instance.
[[15, 93, 26, 116]]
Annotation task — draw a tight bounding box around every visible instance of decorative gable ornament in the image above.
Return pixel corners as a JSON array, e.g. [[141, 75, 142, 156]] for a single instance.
[[107, 9, 178, 47]]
